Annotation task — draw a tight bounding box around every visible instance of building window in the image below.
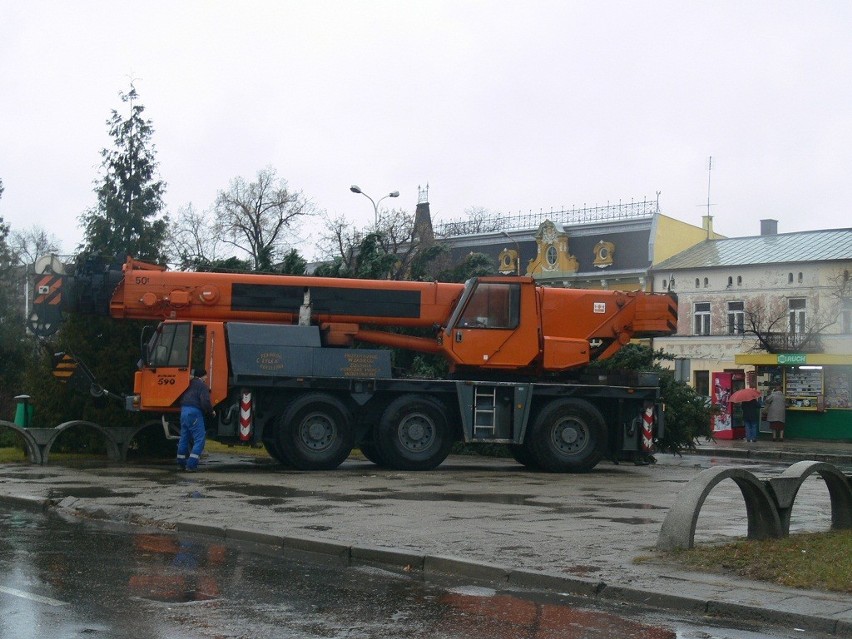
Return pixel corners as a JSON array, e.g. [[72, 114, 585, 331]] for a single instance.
[[737, 276, 742, 286], [546, 245, 557, 266], [727, 276, 733, 287], [695, 278, 700, 288], [798, 272, 803, 283], [670, 278, 675, 290], [703, 277, 709, 288], [789, 298, 807, 333], [727, 301, 744, 334], [788, 272, 794, 284], [694, 302, 711, 335]]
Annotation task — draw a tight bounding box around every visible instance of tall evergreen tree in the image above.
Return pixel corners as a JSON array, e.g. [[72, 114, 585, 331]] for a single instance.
[[26, 86, 170, 433], [0, 180, 29, 422], [79, 83, 168, 263]]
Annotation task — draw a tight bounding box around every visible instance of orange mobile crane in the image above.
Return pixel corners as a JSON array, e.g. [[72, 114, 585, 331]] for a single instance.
[[30, 256, 677, 472]]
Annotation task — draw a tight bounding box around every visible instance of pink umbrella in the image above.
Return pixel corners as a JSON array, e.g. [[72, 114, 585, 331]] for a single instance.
[[729, 388, 762, 403]]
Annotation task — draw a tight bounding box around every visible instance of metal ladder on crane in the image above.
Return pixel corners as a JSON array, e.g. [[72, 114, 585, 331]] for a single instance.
[[473, 385, 497, 436]]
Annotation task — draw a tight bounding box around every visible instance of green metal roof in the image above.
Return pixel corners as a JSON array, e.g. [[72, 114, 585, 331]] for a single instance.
[[652, 229, 852, 271]]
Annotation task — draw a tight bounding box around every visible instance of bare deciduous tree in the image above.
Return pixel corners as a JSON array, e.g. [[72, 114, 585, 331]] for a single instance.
[[742, 294, 835, 353], [9, 226, 61, 266], [214, 166, 312, 270], [317, 208, 438, 280], [166, 204, 224, 270], [435, 206, 504, 237]]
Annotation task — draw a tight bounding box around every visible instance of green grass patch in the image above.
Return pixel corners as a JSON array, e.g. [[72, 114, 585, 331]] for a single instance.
[[669, 530, 852, 593], [0, 446, 29, 463]]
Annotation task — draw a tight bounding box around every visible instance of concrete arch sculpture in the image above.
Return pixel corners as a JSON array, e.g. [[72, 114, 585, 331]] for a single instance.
[[0, 420, 165, 465], [658, 462, 852, 551], [767, 460, 852, 534], [657, 466, 783, 551], [0, 419, 43, 464], [39, 421, 123, 463]]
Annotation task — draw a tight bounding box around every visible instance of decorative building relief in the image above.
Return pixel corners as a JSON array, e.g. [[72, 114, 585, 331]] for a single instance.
[[593, 240, 615, 268], [498, 248, 520, 275], [527, 220, 578, 276]]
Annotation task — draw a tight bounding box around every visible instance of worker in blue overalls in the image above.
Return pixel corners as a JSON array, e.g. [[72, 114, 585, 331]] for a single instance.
[[176, 369, 213, 471]]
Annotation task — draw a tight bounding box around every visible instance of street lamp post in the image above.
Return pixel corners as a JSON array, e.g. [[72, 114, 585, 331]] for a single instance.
[[350, 185, 399, 225], [501, 231, 521, 276]]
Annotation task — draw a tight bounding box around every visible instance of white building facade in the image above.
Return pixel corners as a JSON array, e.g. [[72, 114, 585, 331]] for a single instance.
[[650, 221, 852, 440]]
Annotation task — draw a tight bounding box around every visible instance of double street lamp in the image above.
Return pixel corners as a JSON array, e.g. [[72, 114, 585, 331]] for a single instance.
[[350, 185, 399, 225]]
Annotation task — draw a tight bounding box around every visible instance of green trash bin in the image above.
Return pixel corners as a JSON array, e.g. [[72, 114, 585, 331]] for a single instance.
[[13, 395, 33, 428]]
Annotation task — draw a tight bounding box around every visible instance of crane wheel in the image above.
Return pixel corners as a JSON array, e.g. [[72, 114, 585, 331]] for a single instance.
[[358, 439, 388, 467], [262, 440, 290, 466], [527, 399, 605, 473], [508, 443, 540, 470], [375, 395, 454, 471], [276, 393, 354, 470]]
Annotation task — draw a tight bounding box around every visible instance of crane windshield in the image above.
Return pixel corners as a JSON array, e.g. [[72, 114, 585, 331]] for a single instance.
[[448, 280, 521, 330], [146, 322, 191, 368]]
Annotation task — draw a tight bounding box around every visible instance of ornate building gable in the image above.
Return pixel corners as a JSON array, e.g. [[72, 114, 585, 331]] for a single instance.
[[525, 220, 579, 276]]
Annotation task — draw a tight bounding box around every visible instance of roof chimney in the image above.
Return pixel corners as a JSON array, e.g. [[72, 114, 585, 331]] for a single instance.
[[760, 219, 778, 236], [702, 215, 714, 239]]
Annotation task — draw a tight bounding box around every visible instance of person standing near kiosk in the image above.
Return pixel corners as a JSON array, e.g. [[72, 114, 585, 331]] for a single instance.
[[763, 386, 786, 442]]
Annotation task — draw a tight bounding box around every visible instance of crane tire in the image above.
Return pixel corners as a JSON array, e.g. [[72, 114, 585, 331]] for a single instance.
[[262, 440, 290, 466], [508, 442, 540, 470], [358, 437, 388, 467], [376, 395, 454, 471], [527, 399, 605, 473], [276, 393, 354, 470]]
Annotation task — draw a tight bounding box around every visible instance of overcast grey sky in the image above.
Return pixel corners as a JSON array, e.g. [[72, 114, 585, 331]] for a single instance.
[[2, 1, 850, 258]]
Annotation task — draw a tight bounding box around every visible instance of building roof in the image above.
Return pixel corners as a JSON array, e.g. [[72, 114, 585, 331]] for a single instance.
[[446, 227, 653, 277], [651, 229, 852, 271]]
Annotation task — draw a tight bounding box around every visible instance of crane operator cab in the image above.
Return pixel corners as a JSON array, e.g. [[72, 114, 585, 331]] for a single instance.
[[444, 277, 540, 371], [134, 320, 226, 412]]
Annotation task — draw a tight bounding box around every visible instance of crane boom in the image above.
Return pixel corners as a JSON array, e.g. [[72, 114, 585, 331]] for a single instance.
[[30, 256, 677, 373]]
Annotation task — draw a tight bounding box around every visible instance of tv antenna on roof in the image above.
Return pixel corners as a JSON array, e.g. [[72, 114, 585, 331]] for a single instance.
[[697, 156, 717, 238], [698, 156, 717, 214], [705, 156, 714, 217]]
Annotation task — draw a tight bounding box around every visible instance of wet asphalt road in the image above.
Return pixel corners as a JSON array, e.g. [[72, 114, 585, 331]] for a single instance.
[[0, 506, 839, 639]]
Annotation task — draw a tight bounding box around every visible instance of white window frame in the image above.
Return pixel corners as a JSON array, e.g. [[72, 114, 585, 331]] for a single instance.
[[788, 298, 807, 334], [727, 301, 744, 335], [694, 302, 711, 336]]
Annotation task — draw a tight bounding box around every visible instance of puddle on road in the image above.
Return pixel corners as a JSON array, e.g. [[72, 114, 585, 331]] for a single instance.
[[246, 497, 288, 507], [274, 504, 332, 515], [204, 482, 604, 514], [602, 517, 659, 525], [48, 486, 122, 499], [582, 496, 666, 510], [0, 472, 56, 480]]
